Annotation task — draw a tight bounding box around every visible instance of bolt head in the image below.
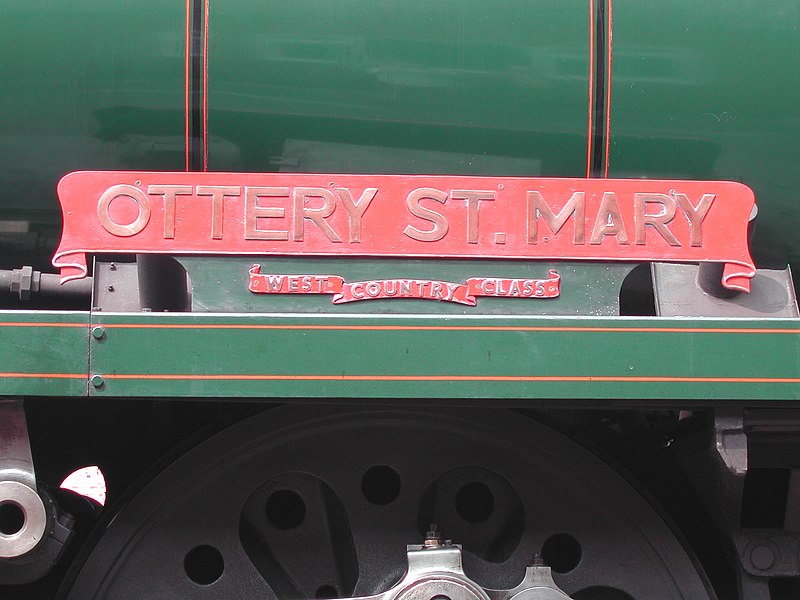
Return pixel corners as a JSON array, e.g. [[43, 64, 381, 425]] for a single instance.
[[750, 544, 776, 571]]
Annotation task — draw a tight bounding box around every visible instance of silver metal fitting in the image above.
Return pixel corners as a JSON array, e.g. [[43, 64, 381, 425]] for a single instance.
[[715, 409, 748, 476], [9, 266, 40, 301], [338, 542, 572, 600], [0, 481, 47, 558], [0, 400, 47, 558], [423, 524, 443, 548]]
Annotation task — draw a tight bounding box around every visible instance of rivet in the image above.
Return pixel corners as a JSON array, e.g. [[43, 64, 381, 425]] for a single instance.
[[91, 375, 105, 388], [750, 544, 776, 571], [91, 326, 105, 340]]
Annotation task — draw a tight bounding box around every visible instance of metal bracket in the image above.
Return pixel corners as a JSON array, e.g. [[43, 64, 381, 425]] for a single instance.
[[340, 536, 572, 600], [734, 530, 800, 577], [652, 263, 799, 318], [0, 400, 47, 558], [715, 409, 748, 476]]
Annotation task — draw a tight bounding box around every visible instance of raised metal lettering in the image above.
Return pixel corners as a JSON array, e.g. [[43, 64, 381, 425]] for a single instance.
[[590, 192, 629, 245], [337, 188, 378, 243], [527, 191, 585, 244], [196, 186, 241, 240], [147, 185, 192, 239], [97, 185, 151, 237], [244, 187, 289, 240], [634, 193, 680, 246], [350, 282, 365, 299], [452, 190, 495, 244], [675, 193, 715, 247], [403, 188, 449, 242], [293, 188, 342, 243]]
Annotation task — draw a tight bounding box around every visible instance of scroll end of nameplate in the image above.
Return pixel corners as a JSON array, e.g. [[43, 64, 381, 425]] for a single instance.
[[326, 276, 345, 295], [457, 293, 478, 307], [54, 172, 97, 284], [55, 171, 92, 224], [548, 270, 562, 298], [248, 264, 262, 293], [56, 170, 84, 199], [52, 251, 89, 284], [722, 262, 755, 294]]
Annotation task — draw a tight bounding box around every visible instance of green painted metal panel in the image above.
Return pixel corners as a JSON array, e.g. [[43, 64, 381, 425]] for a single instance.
[[89, 314, 800, 400], [0, 312, 89, 396], [179, 257, 636, 315], [608, 1, 800, 277], [208, 0, 593, 177], [0, 1, 186, 263]]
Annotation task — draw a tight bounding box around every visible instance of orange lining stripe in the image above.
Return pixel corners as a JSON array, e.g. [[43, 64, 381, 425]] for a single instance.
[[101, 374, 800, 384], [603, 0, 613, 178], [184, 0, 191, 172], [202, 0, 209, 171], [95, 323, 800, 335], [2, 374, 795, 384], [586, 0, 595, 178]]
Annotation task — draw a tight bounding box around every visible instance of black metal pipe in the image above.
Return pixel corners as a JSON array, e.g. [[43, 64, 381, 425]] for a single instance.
[[0, 267, 93, 300]]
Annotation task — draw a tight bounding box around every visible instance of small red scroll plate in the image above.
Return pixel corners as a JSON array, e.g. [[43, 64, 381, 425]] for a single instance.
[[248, 265, 561, 306], [53, 171, 757, 292]]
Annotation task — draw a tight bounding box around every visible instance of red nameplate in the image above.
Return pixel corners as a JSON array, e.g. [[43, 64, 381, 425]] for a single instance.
[[54, 171, 756, 292]]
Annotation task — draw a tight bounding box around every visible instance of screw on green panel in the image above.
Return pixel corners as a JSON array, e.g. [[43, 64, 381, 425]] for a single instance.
[[92, 326, 106, 340], [91, 375, 105, 388]]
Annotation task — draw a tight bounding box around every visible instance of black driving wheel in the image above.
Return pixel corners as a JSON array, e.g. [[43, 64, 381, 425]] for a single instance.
[[63, 407, 713, 600]]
